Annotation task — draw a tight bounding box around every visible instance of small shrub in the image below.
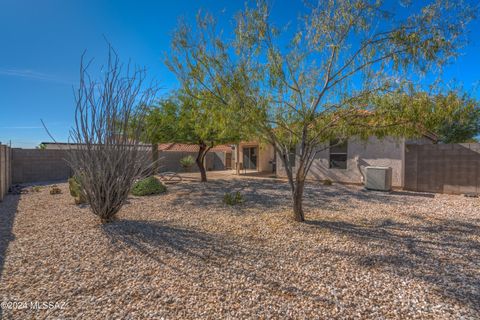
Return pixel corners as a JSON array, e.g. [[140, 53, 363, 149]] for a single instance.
[[32, 186, 42, 192], [69, 176, 87, 204], [131, 176, 167, 196], [50, 185, 62, 195], [223, 191, 244, 205], [180, 155, 195, 171], [323, 179, 333, 186]]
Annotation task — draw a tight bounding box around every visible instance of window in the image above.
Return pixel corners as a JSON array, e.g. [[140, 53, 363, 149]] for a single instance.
[[329, 139, 348, 169]]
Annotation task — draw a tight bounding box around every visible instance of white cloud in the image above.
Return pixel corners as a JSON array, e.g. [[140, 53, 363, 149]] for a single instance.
[[0, 126, 43, 129], [0, 68, 72, 84]]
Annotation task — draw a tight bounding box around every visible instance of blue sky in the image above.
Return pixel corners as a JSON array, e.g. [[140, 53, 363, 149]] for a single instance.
[[0, 0, 479, 148]]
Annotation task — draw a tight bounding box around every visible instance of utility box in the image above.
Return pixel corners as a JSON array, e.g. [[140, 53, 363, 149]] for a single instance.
[[365, 166, 392, 191]]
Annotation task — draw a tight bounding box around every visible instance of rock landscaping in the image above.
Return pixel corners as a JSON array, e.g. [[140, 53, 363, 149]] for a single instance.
[[0, 176, 479, 319]]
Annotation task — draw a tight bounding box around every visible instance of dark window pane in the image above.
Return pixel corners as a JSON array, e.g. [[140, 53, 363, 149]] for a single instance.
[[330, 154, 347, 169]]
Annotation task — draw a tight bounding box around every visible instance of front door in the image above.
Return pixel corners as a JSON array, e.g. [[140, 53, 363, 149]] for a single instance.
[[243, 147, 257, 170]]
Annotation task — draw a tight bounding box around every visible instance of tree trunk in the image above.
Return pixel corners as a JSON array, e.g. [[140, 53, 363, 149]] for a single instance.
[[292, 178, 305, 222], [276, 146, 307, 222], [151, 143, 159, 176], [196, 141, 208, 182]]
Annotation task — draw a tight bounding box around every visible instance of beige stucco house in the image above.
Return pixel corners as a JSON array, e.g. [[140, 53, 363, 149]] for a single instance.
[[233, 135, 436, 188]]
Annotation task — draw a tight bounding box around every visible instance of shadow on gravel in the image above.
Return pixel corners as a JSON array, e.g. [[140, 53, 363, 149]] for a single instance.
[[102, 219, 336, 305], [0, 195, 19, 278], [168, 178, 423, 212], [306, 217, 480, 312], [102, 220, 237, 265], [169, 178, 289, 212], [0, 194, 20, 319]]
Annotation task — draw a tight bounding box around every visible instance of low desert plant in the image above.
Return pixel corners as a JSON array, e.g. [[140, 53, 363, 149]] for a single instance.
[[50, 185, 62, 195], [223, 191, 244, 205], [180, 155, 195, 171], [68, 176, 87, 204], [323, 179, 333, 186], [131, 176, 167, 196], [32, 186, 42, 192]]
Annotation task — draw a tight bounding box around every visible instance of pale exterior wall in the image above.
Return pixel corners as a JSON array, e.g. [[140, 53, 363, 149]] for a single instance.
[[276, 136, 407, 187], [233, 141, 275, 173], [43, 143, 68, 150], [258, 143, 275, 173]]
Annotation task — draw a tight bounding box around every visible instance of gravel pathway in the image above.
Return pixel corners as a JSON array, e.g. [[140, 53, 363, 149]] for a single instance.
[[0, 177, 479, 319]]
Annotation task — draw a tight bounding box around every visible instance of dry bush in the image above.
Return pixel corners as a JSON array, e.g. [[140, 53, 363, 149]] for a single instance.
[[68, 46, 158, 223]]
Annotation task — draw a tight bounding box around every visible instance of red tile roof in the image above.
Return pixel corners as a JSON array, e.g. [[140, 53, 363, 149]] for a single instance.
[[158, 143, 233, 153]]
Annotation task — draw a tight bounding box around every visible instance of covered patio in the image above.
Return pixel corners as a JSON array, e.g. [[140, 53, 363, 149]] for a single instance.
[[232, 141, 276, 175]]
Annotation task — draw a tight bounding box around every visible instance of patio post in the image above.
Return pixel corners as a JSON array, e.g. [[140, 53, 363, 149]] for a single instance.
[[236, 144, 240, 175]]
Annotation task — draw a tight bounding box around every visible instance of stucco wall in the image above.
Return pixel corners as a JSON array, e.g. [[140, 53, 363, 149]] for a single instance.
[[258, 143, 275, 173], [276, 137, 406, 187], [234, 142, 275, 173]]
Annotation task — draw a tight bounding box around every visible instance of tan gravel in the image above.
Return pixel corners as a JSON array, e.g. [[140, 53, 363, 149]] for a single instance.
[[0, 177, 479, 319]]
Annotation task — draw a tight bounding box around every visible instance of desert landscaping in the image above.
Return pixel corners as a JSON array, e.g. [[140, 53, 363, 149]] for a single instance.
[[1, 175, 479, 319], [1, 1, 480, 318]]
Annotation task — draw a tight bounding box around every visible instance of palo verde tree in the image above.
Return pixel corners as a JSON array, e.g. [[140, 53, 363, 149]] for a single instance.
[[145, 91, 247, 182], [68, 46, 158, 223], [168, 0, 475, 221]]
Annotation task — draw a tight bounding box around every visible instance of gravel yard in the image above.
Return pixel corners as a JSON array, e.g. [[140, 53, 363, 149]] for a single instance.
[[0, 175, 479, 319]]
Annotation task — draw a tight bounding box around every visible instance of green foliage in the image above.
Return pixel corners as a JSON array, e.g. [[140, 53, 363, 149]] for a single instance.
[[223, 191, 244, 205], [167, 0, 475, 220], [49, 185, 62, 195], [167, 0, 475, 158], [131, 176, 167, 196], [68, 176, 87, 204], [369, 90, 480, 143], [323, 179, 333, 186], [32, 186, 42, 192], [145, 92, 250, 147], [433, 97, 480, 144], [141, 91, 253, 181], [180, 155, 195, 169], [139, 99, 180, 144]]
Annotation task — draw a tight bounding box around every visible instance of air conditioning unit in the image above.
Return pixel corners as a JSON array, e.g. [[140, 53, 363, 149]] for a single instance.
[[365, 166, 392, 191]]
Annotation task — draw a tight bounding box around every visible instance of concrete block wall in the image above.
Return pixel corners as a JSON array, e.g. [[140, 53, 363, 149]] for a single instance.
[[159, 151, 228, 173], [8, 148, 229, 185], [405, 143, 480, 194], [0, 144, 12, 201], [12, 149, 73, 184]]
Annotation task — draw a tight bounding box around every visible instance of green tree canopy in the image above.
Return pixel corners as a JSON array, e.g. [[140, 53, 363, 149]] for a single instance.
[[429, 92, 480, 143], [168, 0, 476, 221], [369, 90, 480, 143], [143, 90, 252, 181]]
